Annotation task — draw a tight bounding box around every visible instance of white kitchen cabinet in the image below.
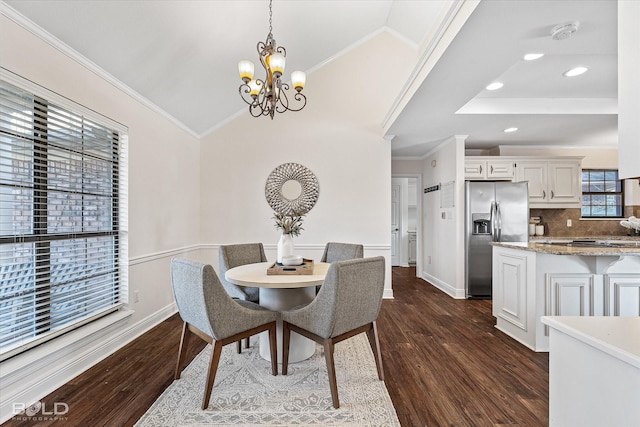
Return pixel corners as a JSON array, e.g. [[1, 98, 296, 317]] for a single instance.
[[605, 273, 640, 316], [548, 161, 581, 204], [493, 247, 536, 348], [515, 158, 582, 208], [545, 274, 595, 318], [464, 157, 515, 180]]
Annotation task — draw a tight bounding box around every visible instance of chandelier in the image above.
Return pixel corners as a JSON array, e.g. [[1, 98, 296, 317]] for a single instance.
[[238, 0, 306, 119]]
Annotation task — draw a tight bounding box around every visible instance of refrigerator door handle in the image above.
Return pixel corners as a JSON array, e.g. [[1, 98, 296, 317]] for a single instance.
[[490, 201, 497, 242], [496, 202, 502, 242]]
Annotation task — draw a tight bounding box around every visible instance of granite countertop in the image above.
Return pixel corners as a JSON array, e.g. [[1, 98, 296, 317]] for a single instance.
[[493, 240, 640, 256], [529, 235, 640, 242]]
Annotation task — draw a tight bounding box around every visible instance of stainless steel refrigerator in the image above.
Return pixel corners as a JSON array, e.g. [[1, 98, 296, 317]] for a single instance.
[[465, 181, 529, 299]]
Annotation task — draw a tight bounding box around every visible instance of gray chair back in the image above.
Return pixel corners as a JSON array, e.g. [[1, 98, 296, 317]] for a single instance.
[[171, 257, 265, 341], [320, 242, 364, 263], [218, 243, 267, 301], [307, 256, 385, 338]]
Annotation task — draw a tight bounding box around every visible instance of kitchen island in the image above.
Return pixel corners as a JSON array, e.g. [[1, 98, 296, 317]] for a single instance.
[[542, 316, 640, 426], [491, 239, 640, 351]]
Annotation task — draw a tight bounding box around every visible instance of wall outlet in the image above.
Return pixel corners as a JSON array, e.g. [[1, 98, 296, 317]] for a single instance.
[[567, 219, 572, 227], [134, 290, 140, 303], [441, 212, 446, 219]]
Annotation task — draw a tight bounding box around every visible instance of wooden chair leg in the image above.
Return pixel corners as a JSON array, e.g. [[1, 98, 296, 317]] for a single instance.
[[268, 322, 278, 375], [244, 337, 250, 349], [236, 340, 241, 354], [323, 339, 340, 409], [366, 321, 385, 381], [202, 341, 223, 410], [175, 322, 191, 380], [282, 321, 291, 375]]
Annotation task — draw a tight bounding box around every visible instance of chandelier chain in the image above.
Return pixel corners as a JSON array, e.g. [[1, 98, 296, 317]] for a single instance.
[[268, 0, 273, 37]]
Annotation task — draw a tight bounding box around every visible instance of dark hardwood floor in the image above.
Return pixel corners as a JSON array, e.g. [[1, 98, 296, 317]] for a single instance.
[[2, 267, 548, 427]]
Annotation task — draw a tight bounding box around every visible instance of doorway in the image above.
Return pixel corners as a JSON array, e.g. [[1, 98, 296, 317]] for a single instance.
[[391, 175, 421, 272]]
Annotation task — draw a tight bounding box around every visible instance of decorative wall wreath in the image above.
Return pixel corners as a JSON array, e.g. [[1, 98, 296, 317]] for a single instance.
[[265, 163, 319, 215]]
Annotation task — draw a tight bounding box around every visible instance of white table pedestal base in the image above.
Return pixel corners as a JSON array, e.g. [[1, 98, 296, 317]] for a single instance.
[[258, 286, 316, 363]]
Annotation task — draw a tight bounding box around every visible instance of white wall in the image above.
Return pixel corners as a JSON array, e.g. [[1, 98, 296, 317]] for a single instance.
[[618, 0, 640, 179], [199, 31, 416, 296], [406, 136, 466, 298], [1, 13, 201, 421]]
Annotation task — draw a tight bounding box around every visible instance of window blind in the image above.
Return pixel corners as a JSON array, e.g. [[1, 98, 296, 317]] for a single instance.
[[0, 77, 127, 360]]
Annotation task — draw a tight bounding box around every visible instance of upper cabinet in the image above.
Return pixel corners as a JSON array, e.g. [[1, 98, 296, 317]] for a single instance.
[[515, 158, 582, 208], [464, 158, 515, 180], [465, 156, 583, 209]]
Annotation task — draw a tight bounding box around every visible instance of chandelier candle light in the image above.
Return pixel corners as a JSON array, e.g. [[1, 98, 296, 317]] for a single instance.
[[238, 0, 307, 119]]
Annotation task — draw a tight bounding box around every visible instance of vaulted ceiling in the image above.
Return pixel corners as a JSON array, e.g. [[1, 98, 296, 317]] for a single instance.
[[2, 0, 618, 158]]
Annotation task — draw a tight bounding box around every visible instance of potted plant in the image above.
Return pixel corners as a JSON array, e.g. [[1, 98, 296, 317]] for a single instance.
[[273, 212, 304, 263]]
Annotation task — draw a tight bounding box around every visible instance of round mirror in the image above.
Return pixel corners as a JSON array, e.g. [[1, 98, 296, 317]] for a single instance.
[[265, 163, 319, 215], [281, 180, 303, 201]]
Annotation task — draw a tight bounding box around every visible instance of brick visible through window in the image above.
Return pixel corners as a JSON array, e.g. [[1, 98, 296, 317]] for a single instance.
[[581, 169, 623, 218]]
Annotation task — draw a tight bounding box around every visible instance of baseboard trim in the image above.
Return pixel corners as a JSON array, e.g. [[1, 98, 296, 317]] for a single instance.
[[0, 303, 177, 423], [420, 272, 466, 299]]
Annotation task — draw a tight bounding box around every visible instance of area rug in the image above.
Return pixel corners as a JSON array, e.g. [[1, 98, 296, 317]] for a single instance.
[[135, 333, 400, 426]]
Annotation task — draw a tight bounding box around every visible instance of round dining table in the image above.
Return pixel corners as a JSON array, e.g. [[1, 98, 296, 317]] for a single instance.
[[225, 261, 330, 363]]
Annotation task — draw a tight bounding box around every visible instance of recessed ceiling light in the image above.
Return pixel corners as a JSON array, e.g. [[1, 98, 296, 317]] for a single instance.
[[563, 66, 589, 77], [503, 127, 518, 133], [524, 53, 544, 61], [486, 82, 504, 91]]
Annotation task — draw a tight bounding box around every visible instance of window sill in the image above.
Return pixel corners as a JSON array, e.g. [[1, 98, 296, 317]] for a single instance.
[[580, 218, 624, 221], [1, 308, 133, 382]]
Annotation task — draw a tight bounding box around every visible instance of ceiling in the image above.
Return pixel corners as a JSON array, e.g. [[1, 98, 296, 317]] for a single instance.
[[3, 1, 618, 158], [387, 0, 618, 157], [2, 0, 448, 137]]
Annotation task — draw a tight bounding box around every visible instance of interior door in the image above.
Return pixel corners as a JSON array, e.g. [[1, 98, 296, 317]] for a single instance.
[[391, 182, 400, 266]]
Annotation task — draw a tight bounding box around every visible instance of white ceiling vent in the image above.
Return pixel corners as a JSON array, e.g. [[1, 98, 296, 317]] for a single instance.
[[551, 22, 580, 40]]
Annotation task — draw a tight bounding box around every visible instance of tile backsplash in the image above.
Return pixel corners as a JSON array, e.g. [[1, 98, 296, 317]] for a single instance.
[[530, 206, 640, 237]]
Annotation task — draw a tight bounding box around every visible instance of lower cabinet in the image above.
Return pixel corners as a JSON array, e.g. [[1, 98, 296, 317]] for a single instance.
[[492, 247, 536, 349], [545, 274, 595, 317], [606, 274, 640, 316]]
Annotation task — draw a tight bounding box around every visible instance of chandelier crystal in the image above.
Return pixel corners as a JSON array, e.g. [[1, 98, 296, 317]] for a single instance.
[[238, 0, 306, 119]]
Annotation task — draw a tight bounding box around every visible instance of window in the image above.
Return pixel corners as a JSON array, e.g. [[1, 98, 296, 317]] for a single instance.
[[581, 169, 624, 218], [0, 76, 127, 360]]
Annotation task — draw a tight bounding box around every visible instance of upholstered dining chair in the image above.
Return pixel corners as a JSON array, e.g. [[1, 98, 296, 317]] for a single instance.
[[219, 243, 267, 303], [320, 242, 364, 263], [219, 243, 268, 348], [281, 256, 386, 409], [316, 242, 364, 293], [171, 257, 278, 410]]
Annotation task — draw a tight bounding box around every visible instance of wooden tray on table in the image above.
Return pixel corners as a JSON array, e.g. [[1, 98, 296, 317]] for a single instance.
[[267, 259, 314, 275]]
